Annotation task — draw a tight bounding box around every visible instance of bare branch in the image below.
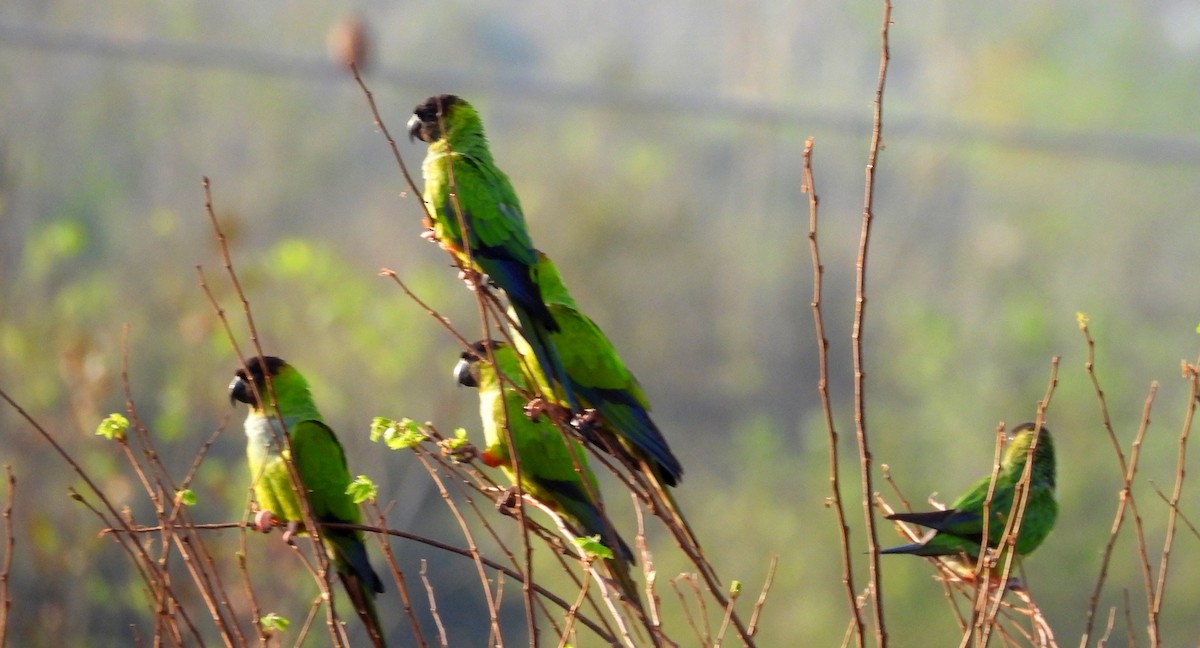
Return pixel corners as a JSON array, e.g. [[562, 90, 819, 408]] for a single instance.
[[0, 467, 15, 648], [853, 3, 894, 645]]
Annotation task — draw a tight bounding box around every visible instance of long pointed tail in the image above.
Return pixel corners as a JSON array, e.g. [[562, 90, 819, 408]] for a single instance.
[[604, 552, 642, 606], [328, 532, 386, 647], [556, 487, 640, 606], [639, 462, 720, 587], [586, 393, 682, 487], [338, 571, 387, 648]]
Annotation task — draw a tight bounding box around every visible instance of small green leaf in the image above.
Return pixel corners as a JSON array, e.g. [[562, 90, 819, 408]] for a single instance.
[[176, 489, 197, 507], [370, 416, 424, 450], [368, 416, 391, 441], [96, 413, 129, 441], [346, 475, 377, 504], [729, 580, 743, 597], [260, 612, 290, 632], [573, 535, 614, 560], [444, 427, 471, 451]]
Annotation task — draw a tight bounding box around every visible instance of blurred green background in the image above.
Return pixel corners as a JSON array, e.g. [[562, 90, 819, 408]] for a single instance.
[[2, 1, 1200, 645]]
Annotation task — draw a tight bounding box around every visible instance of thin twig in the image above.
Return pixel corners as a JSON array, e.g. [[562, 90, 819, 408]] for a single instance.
[[413, 436, 605, 643], [877, 493, 972, 634], [234, 509, 269, 647], [1076, 314, 1152, 647], [379, 269, 476, 352], [295, 596, 324, 648], [420, 559, 449, 647], [366, 505, 429, 648], [1011, 588, 1058, 648], [1121, 589, 1137, 648], [374, 519, 619, 643], [1127, 388, 1158, 629], [0, 467, 14, 648], [879, 465, 913, 515], [804, 136, 864, 648], [557, 571, 590, 648], [1095, 606, 1116, 648], [1149, 354, 1199, 643], [669, 574, 707, 647], [854, 3, 893, 645], [508, 488, 638, 647], [1147, 482, 1200, 540], [71, 486, 205, 645], [412, 450, 508, 644], [284, 540, 352, 647], [349, 63, 428, 215], [110, 512, 618, 642], [120, 338, 246, 646], [0, 388, 205, 644], [746, 554, 778, 636]]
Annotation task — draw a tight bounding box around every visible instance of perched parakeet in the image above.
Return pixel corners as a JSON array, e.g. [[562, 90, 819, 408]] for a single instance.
[[229, 356, 386, 647], [407, 94, 577, 412], [883, 422, 1057, 580], [454, 340, 638, 602], [513, 250, 682, 488]]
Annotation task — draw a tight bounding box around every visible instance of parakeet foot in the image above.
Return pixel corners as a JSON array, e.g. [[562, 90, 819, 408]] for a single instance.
[[253, 510, 278, 534], [524, 397, 548, 421], [571, 409, 601, 429], [444, 441, 478, 463], [495, 486, 520, 516], [419, 228, 439, 242], [281, 521, 302, 545], [524, 398, 572, 424], [571, 409, 603, 442]]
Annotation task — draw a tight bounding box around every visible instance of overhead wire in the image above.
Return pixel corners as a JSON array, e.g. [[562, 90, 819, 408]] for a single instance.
[[2, 21, 1199, 167]]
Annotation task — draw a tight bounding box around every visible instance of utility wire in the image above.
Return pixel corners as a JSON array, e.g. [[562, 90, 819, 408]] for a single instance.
[[3, 21, 1200, 167]]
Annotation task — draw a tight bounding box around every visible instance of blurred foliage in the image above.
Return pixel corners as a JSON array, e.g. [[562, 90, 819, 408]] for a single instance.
[[2, 0, 1200, 645]]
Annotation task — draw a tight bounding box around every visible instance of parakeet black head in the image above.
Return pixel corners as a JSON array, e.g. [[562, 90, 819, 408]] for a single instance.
[[229, 356, 289, 407], [408, 94, 465, 143], [455, 339, 505, 388]]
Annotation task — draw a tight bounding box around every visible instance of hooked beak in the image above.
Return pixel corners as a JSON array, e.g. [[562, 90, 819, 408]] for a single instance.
[[228, 375, 255, 407], [407, 113, 429, 143], [454, 357, 478, 388]]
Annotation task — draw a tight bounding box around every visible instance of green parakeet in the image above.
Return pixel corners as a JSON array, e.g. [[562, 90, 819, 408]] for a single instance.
[[514, 250, 682, 488], [229, 356, 386, 647], [453, 340, 638, 602], [407, 94, 577, 412], [883, 422, 1057, 580]]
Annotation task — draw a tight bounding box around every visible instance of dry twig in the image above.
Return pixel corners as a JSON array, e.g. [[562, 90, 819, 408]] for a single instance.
[[853, 3, 894, 644]]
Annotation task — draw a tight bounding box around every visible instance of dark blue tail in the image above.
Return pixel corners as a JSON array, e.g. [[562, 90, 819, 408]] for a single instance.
[[575, 384, 682, 486], [325, 528, 386, 646]]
